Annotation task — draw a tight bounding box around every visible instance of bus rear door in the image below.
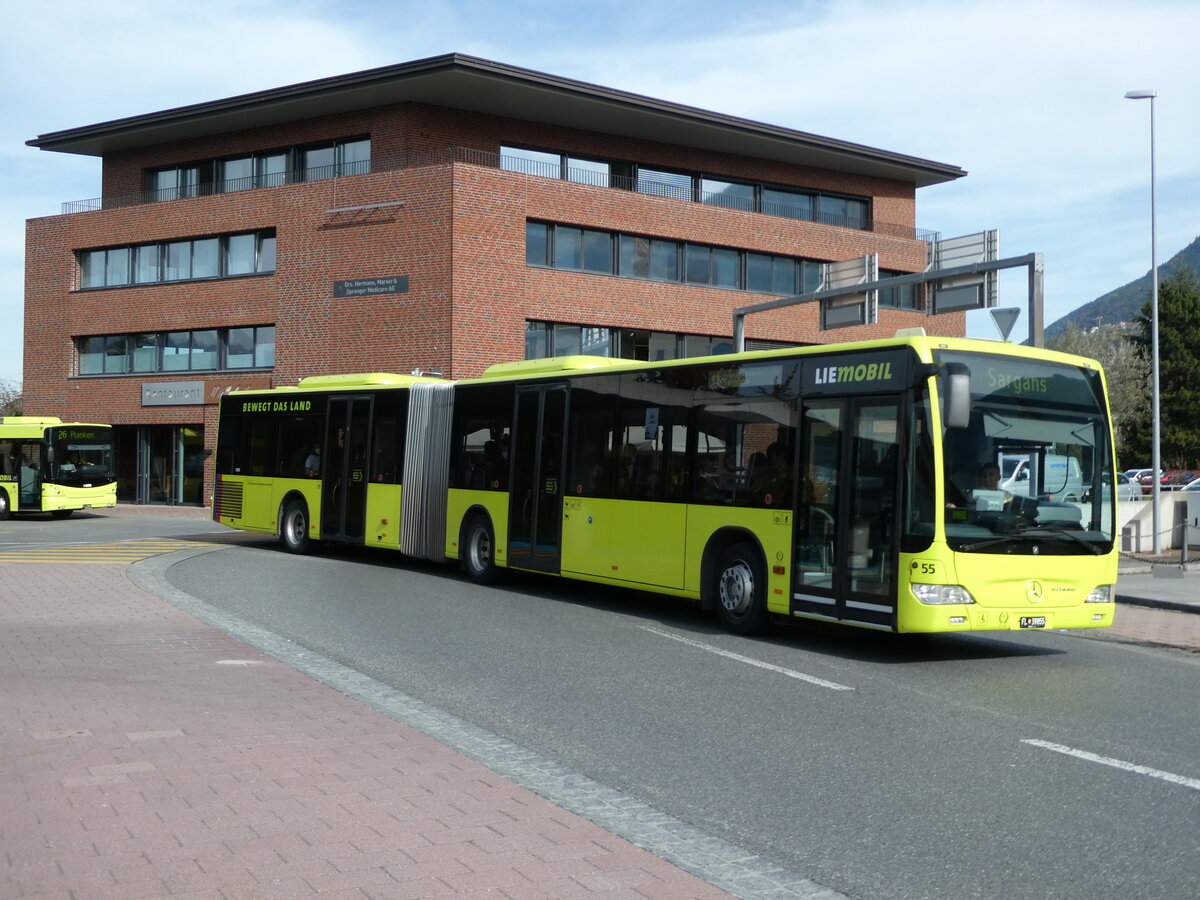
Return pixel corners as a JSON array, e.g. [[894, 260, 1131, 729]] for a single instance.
[[321, 395, 372, 543], [508, 384, 567, 572], [793, 397, 902, 629]]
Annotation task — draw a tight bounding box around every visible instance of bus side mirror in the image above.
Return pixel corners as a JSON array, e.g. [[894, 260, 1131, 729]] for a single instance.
[[941, 362, 971, 429]]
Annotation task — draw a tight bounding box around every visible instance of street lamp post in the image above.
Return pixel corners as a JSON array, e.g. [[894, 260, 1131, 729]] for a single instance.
[[1125, 89, 1160, 554]]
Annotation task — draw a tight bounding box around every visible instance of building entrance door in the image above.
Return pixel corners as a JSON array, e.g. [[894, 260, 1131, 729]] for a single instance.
[[118, 424, 205, 505]]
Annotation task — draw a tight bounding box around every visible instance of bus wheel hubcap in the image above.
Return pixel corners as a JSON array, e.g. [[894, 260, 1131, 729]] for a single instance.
[[719, 562, 754, 616], [470, 528, 491, 569]]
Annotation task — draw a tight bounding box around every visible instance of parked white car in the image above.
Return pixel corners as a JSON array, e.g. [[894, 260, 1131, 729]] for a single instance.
[[1001, 454, 1084, 502], [1113, 472, 1142, 501], [1086, 471, 1141, 502]]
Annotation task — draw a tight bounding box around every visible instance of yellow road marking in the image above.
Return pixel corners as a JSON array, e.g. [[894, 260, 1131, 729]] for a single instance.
[[0, 539, 224, 565]]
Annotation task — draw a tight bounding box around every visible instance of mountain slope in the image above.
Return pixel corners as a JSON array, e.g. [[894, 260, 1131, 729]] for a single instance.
[[1046, 234, 1200, 339]]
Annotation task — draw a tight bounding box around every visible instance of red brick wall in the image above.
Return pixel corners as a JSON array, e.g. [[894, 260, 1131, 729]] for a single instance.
[[445, 163, 944, 378]]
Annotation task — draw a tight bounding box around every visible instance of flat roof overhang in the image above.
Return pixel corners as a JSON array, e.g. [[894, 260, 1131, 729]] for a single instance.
[[27, 53, 965, 188]]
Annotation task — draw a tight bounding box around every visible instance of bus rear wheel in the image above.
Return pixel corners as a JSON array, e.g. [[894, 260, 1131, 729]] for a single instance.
[[280, 500, 313, 554], [462, 514, 500, 584], [714, 542, 769, 635], [0, 491, 9, 520]]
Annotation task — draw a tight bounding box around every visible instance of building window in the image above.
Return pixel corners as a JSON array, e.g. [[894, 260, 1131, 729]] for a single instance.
[[502, 146, 561, 178], [162, 332, 193, 371], [76, 326, 275, 376], [878, 270, 920, 310], [533, 221, 831, 297], [502, 146, 629, 188], [820, 194, 867, 229], [701, 179, 755, 212], [226, 326, 275, 369], [134, 245, 160, 284], [78, 231, 276, 289], [501, 145, 871, 231], [637, 167, 693, 201], [566, 156, 612, 188], [150, 163, 212, 201], [763, 187, 814, 221], [147, 137, 369, 200], [526, 222, 550, 266], [191, 330, 220, 370], [256, 153, 288, 188], [226, 233, 258, 275], [220, 157, 255, 193], [525, 320, 759, 362], [132, 333, 159, 372]]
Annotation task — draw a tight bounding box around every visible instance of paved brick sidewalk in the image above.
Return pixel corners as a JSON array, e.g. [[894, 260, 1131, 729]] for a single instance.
[[0, 563, 729, 899], [1095, 603, 1200, 652]]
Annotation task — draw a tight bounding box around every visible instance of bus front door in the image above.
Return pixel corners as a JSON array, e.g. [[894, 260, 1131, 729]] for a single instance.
[[508, 385, 567, 573], [793, 397, 901, 629], [321, 396, 372, 543], [16, 441, 43, 510]]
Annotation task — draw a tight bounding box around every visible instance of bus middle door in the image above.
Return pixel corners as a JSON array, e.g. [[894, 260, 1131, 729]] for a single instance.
[[507, 384, 567, 573], [793, 396, 901, 629], [321, 395, 372, 543]]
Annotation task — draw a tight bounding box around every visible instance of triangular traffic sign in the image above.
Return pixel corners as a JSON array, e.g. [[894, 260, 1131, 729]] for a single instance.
[[990, 307, 1021, 341]]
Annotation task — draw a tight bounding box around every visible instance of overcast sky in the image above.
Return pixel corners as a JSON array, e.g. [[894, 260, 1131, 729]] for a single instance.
[[3, 0, 1197, 384]]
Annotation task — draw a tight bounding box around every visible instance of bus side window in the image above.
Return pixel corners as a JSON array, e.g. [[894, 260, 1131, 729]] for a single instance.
[[249, 419, 274, 477], [567, 377, 620, 497], [451, 384, 513, 492], [372, 417, 401, 483], [694, 398, 795, 507], [274, 408, 325, 479]]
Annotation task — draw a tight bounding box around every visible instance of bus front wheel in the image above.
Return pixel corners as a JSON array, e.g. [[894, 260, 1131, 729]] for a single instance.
[[462, 515, 500, 584], [714, 542, 768, 635], [280, 500, 313, 554], [50, 509, 73, 520], [0, 491, 9, 520]]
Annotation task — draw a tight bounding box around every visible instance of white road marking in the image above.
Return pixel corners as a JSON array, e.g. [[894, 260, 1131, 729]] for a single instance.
[[1022, 739, 1200, 792], [640, 626, 854, 692]]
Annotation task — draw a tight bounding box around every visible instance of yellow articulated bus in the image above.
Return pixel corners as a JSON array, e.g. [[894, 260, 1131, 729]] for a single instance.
[[0, 417, 117, 519], [213, 335, 1119, 635]]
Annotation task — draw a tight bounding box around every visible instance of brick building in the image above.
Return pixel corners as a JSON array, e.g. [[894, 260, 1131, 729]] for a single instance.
[[24, 53, 966, 506]]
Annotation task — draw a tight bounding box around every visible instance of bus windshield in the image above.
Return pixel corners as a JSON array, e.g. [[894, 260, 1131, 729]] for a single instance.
[[49, 427, 115, 486], [935, 351, 1114, 554]]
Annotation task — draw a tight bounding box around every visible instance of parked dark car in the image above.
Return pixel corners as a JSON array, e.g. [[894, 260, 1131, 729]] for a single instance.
[[1162, 470, 1197, 490], [1140, 469, 1197, 493], [1136, 469, 1165, 494]]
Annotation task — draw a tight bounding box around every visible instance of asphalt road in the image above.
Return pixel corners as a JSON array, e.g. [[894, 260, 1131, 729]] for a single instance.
[[153, 538, 1200, 900], [0, 508, 229, 545]]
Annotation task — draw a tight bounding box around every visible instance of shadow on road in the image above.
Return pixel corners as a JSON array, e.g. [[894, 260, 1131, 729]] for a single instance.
[[225, 537, 1064, 665]]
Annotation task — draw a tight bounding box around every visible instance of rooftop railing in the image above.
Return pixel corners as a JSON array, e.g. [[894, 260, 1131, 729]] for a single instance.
[[61, 147, 938, 242]]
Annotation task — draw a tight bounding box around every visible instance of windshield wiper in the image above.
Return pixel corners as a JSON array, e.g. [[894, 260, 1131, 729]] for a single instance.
[[959, 527, 1102, 554], [958, 536, 1020, 552], [1016, 524, 1104, 554]]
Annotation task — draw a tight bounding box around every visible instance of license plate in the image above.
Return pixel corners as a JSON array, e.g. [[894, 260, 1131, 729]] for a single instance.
[[1020, 616, 1047, 629]]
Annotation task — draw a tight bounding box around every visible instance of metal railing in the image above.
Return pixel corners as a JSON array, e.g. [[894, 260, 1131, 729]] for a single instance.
[[60, 147, 937, 241]]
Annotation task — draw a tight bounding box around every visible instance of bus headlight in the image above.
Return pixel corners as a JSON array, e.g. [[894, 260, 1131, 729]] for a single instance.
[[912, 583, 976, 605], [1085, 585, 1113, 603]]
